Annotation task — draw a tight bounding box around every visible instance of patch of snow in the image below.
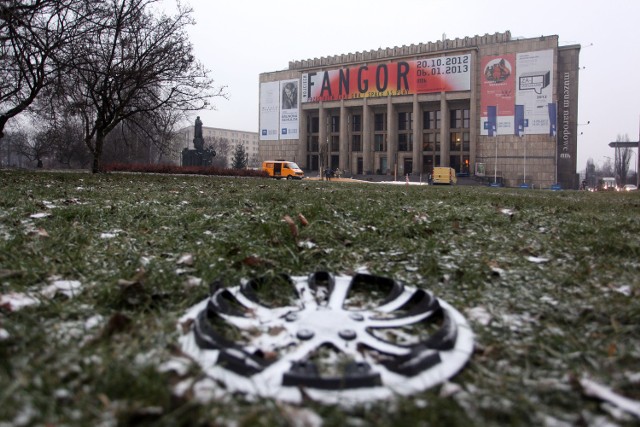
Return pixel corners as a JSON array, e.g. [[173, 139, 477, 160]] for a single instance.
[[0, 292, 40, 311], [279, 404, 324, 427], [613, 285, 632, 297], [42, 280, 82, 299], [540, 295, 559, 306], [466, 306, 492, 326], [100, 229, 123, 239], [29, 212, 51, 219], [85, 315, 104, 330], [298, 240, 317, 249], [177, 253, 194, 266], [159, 357, 192, 377], [527, 256, 550, 264]]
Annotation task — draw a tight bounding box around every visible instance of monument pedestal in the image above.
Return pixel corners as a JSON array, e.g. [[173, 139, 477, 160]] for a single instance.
[[182, 148, 215, 167]]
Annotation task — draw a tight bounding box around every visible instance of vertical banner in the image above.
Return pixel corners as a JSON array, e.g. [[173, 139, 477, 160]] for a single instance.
[[516, 50, 554, 135], [259, 81, 279, 141], [485, 106, 497, 137], [547, 102, 557, 137], [514, 104, 525, 136], [480, 55, 515, 135], [279, 79, 299, 140]]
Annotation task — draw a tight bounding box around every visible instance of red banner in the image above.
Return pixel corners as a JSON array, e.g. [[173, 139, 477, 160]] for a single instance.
[[480, 54, 516, 135], [301, 54, 471, 102]]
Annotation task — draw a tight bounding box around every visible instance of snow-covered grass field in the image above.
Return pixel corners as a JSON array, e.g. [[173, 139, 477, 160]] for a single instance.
[[1, 170, 639, 426]]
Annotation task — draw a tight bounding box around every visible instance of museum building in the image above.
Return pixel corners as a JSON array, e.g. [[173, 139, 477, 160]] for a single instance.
[[258, 31, 581, 188]]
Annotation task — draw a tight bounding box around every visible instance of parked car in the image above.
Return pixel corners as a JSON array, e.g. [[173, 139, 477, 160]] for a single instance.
[[623, 184, 637, 191]]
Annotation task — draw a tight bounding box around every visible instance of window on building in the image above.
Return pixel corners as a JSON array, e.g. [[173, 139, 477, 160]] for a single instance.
[[450, 132, 462, 151], [309, 136, 319, 152], [331, 135, 339, 152], [374, 113, 386, 131], [330, 115, 340, 133], [463, 109, 470, 128], [463, 132, 470, 151], [423, 110, 441, 130], [422, 134, 432, 152], [352, 134, 362, 152], [450, 110, 459, 128], [450, 108, 470, 128], [374, 134, 386, 152], [398, 133, 413, 151], [310, 116, 320, 133], [352, 114, 361, 132], [398, 112, 412, 131]]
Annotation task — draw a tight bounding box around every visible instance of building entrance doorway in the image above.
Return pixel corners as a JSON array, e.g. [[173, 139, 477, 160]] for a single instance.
[[404, 159, 413, 175]]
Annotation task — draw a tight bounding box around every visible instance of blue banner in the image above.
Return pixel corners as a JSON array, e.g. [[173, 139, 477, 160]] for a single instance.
[[485, 106, 497, 137], [514, 104, 525, 136], [547, 102, 557, 137]]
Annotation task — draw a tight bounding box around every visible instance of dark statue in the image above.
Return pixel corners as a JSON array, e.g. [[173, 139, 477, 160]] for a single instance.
[[182, 116, 216, 167], [193, 116, 204, 151]]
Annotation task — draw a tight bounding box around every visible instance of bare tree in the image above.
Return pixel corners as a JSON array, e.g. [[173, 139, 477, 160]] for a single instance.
[[0, 129, 29, 166], [125, 107, 187, 163], [60, 0, 226, 172], [14, 127, 52, 166], [614, 134, 633, 186], [0, 0, 85, 139], [205, 136, 230, 168], [28, 91, 90, 168], [584, 158, 596, 188]]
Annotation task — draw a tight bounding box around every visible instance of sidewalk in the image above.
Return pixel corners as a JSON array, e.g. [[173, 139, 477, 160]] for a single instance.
[[305, 174, 485, 186]]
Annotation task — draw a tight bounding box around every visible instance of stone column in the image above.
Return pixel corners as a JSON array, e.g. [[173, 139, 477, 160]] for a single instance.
[[362, 99, 373, 174], [469, 50, 478, 175], [412, 94, 422, 176], [440, 94, 449, 166], [319, 103, 327, 172], [299, 110, 308, 168], [387, 96, 396, 176], [339, 102, 348, 172]]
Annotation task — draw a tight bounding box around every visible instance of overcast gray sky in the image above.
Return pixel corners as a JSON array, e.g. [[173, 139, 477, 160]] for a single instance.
[[174, 0, 640, 171]]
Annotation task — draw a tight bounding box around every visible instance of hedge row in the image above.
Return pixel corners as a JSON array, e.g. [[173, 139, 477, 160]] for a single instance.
[[103, 163, 269, 178]]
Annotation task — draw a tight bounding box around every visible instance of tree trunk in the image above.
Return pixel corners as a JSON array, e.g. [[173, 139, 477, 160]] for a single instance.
[[0, 116, 7, 139], [91, 133, 105, 173]]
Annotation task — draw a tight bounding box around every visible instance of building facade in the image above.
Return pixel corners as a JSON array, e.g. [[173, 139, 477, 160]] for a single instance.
[[179, 125, 260, 168], [259, 31, 581, 188]]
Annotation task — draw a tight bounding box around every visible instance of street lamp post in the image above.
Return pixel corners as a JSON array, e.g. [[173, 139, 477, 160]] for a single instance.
[[523, 135, 526, 185]]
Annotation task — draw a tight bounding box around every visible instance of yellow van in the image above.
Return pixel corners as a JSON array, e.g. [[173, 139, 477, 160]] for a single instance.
[[432, 167, 457, 185], [262, 161, 304, 180]]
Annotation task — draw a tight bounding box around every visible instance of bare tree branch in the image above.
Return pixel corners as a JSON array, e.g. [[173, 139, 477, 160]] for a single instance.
[[58, 0, 226, 172], [0, 0, 86, 138]]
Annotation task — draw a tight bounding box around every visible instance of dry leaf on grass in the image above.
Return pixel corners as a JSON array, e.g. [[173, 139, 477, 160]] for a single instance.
[[283, 215, 298, 238]]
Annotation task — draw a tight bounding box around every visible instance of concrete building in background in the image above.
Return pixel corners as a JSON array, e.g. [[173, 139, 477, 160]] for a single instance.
[[259, 31, 581, 189], [179, 125, 260, 168]]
